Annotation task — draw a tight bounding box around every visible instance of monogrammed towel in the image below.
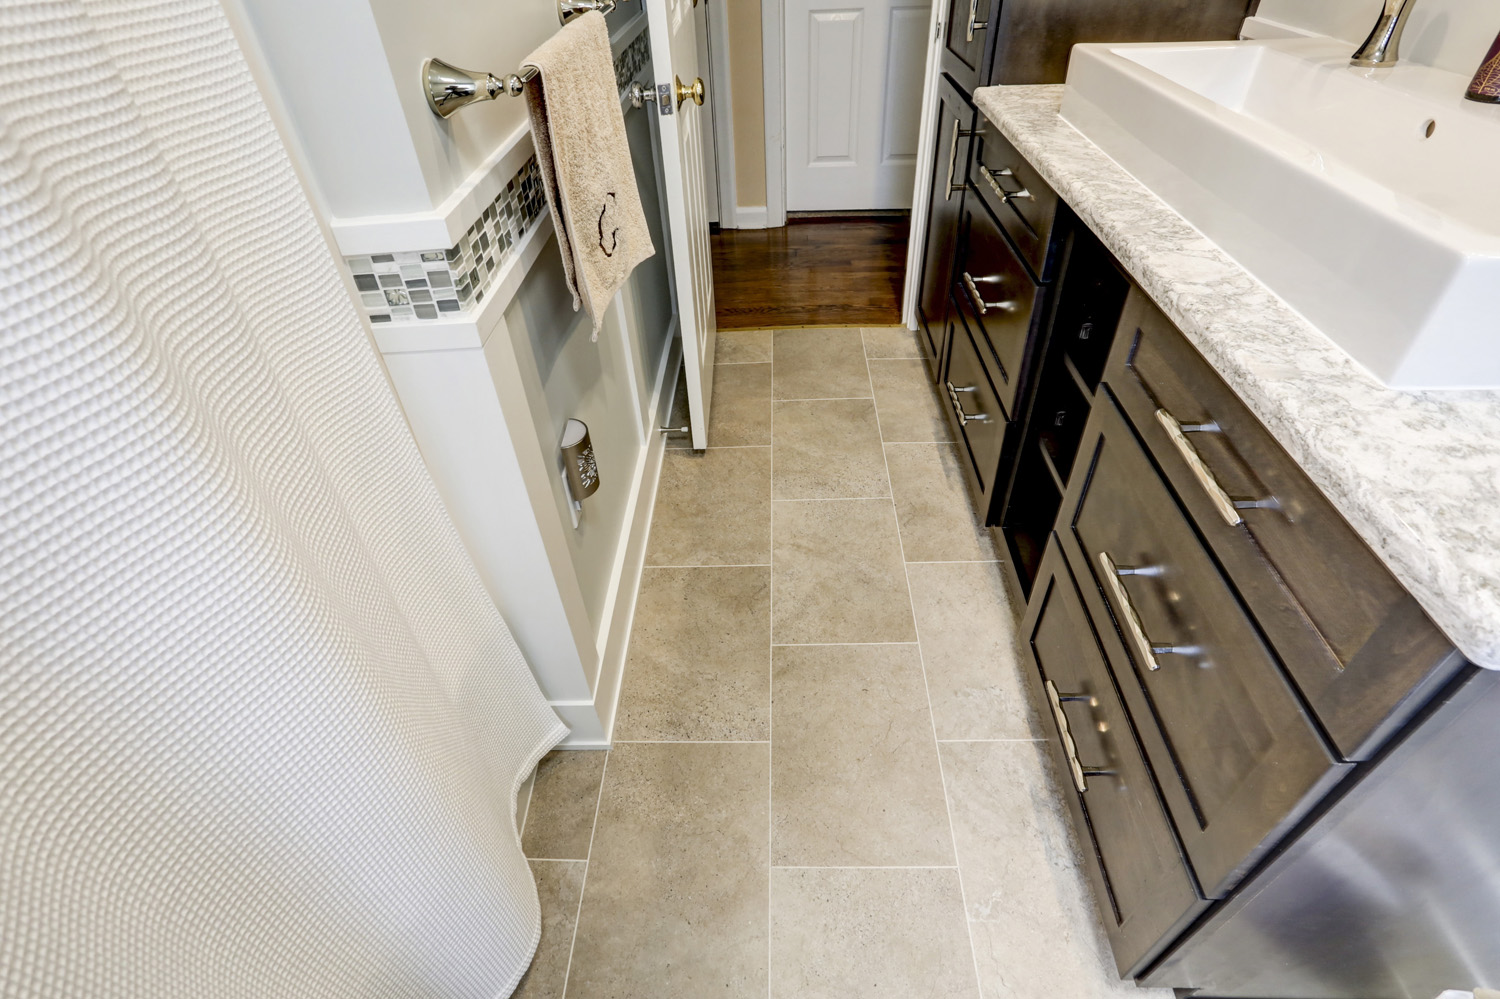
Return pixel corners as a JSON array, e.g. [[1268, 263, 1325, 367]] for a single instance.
[[523, 12, 655, 336]]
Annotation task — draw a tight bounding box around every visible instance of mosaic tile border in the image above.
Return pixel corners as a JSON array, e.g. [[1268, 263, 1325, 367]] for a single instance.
[[345, 33, 653, 327]]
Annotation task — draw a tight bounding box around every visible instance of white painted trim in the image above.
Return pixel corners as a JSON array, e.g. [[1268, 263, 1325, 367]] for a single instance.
[[902, 0, 948, 329], [734, 205, 770, 229], [761, 0, 787, 228], [706, 0, 740, 229]]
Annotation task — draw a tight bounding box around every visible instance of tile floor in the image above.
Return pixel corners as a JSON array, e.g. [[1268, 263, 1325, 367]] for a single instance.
[[514, 327, 1167, 999]]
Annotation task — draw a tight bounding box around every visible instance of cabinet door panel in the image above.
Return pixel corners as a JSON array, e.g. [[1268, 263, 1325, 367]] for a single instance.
[[1061, 398, 1350, 897], [1024, 542, 1209, 976], [941, 0, 991, 90]]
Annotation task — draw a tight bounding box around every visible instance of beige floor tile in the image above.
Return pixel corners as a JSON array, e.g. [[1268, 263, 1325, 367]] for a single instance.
[[614, 566, 770, 741], [870, 358, 954, 442], [771, 498, 915, 644], [773, 328, 871, 400], [646, 448, 771, 566], [886, 443, 999, 562], [708, 362, 772, 447], [772, 399, 890, 500], [566, 743, 769, 999], [718, 329, 774, 364], [771, 868, 978, 999], [522, 750, 606, 861], [513, 860, 585, 999], [908, 561, 1039, 741], [665, 365, 693, 449], [863, 326, 929, 359], [772, 644, 954, 866], [940, 741, 1156, 999]]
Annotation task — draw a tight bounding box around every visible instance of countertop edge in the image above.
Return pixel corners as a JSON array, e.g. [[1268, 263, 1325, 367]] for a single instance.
[[974, 84, 1500, 670]]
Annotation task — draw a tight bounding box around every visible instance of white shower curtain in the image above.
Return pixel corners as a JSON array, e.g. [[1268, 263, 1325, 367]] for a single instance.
[[0, 2, 568, 997]]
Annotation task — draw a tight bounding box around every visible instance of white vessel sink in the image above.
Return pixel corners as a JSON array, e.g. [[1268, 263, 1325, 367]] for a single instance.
[[1060, 38, 1500, 389]]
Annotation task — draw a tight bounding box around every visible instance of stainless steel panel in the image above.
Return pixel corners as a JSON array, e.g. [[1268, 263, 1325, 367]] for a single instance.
[[1145, 668, 1497, 999]]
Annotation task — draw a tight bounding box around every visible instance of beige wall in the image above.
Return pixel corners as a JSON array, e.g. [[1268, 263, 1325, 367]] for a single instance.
[[726, 0, 768, 209]]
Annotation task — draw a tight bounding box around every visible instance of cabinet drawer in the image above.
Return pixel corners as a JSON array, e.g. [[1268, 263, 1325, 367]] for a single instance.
[[1024, 541, 1209, 977], [944, 303, 1007, 494], [1061, 398, 1349, 898], [954, 198, 1036, 415], [1105, 292, 1463, 760], [972, 126, 1058, 281]]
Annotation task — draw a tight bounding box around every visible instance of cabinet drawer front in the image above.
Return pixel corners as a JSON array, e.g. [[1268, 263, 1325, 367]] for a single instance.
[[1063, 398, 1347, 898], [973, 127, 1058, 280], [955, 199, 1036, 414], [1025, 542, 1209, 976], [1105, 292, 1461, 760], [945, 305, 1007, 494]]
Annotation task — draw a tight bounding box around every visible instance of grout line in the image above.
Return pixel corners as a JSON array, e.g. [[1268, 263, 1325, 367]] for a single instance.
[[612, 732, 774, 738], [527, 856, 590, 863], [905, 559, 1004, 565], [867, 344, 988, 999], [770, 396, 874, 402], [666, 443, 772, 450], [771, 641, 918, 647], [936, 738, 1046, 744], [767, 358, 775, 999], [770, 495, 893, 503], [643, 563, 772, 569], [558, 745, 611, 999], [771, 865, 961, 870], [882, 440, 958, 446]]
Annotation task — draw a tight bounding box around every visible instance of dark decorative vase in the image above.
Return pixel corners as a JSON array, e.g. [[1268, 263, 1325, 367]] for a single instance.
[[1467, 31, 1500, 103]]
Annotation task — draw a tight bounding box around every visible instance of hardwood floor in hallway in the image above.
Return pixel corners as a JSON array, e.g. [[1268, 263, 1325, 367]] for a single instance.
[[511, 328, 1163, 999], [711, 218, 910, 330]]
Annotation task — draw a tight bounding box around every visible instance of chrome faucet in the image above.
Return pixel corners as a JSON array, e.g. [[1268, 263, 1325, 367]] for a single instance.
[[1351, 0, 1419, 67]]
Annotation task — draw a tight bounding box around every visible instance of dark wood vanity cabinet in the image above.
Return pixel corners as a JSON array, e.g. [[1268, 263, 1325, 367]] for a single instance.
[[936, 117, 1493, 996], [1010, 259, 1474, 993]]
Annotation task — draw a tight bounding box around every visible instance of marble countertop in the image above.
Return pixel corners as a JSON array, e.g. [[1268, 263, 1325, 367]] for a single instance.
[[975, 84, 1500, 670]]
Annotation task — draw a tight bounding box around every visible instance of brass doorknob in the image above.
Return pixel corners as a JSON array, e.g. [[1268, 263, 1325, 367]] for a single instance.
[[674, 75, 705, 109]]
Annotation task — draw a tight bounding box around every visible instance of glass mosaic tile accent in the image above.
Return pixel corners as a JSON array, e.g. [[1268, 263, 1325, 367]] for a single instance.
[[344, 156, 547, 325], [346, 35, 651, 328], [615, 30, 650, 95]]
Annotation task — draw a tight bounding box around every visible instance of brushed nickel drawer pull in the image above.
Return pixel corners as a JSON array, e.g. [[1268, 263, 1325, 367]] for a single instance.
[[1154, 408, 1279, 527], [962, 272, 1018, 316], [977, 163, 1016, 201], [965, 0, 989, 41], [1099, 552, 1199, 671], [945, 118, 963, 201], [1045, 680, 1112, 793], [946, 381, 991, 425]]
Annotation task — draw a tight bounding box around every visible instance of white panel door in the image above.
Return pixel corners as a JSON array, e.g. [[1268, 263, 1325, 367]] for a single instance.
[[785, 0, 930, 210], [644, 0, 718, 449]]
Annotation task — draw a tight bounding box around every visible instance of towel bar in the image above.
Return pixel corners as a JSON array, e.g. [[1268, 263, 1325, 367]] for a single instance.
[[559, 0, 628, 23]]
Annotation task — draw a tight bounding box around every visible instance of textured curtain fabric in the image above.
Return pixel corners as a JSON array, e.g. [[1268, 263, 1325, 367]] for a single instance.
[[0, 2, 568, 997]]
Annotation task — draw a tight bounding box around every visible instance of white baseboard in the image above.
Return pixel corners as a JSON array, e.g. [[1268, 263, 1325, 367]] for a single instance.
[[730, 205, 771, 230]]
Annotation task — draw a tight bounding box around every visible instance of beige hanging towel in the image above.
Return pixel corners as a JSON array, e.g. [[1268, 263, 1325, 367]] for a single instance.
[[523, 12, 655, 336]]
